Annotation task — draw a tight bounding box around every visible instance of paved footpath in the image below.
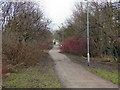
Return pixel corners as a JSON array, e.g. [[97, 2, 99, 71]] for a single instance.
[[49, 45, 118, 88]]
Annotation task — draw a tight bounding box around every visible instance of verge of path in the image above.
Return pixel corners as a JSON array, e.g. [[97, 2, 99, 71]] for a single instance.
[[49, 45, 118, 88], [2, 53, 61, 88]]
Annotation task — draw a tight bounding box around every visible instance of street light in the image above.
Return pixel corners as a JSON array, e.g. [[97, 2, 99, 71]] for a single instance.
[[85, 0, 90, 66]]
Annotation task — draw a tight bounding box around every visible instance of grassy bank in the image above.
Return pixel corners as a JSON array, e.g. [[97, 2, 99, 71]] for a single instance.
[[2, 53, 61, 88], [65, 53, 118, 85], [89, 68, 118, 84]]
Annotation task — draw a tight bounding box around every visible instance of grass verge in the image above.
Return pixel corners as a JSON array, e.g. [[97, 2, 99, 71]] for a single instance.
[[64, 53, 119, 85], [2, 53, 61, 88], [88, 68, 118, 85]]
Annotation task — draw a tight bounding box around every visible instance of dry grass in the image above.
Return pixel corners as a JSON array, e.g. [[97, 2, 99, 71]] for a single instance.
[[2, 53, 61, 88]]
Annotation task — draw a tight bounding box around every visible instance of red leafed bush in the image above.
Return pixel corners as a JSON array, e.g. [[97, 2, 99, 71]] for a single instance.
[[60, 37, 87, 56], [38, 43, 47, 52], [2, 65, 10, 79], [2, 65, 9, 75]]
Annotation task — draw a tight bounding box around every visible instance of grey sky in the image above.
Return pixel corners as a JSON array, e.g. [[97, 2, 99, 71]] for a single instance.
[[40, 0, 80, 31], [38, 0, 117, 31]]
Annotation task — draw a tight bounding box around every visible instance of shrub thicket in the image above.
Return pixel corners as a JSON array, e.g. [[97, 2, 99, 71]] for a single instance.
[[1, 2, 52, 76]]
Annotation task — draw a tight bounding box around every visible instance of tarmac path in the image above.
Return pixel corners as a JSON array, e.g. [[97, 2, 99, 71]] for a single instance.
[[49, 45, 118, 88]]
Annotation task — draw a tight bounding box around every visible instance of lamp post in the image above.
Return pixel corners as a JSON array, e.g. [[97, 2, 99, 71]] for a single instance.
[[85, 0, 90, 66]]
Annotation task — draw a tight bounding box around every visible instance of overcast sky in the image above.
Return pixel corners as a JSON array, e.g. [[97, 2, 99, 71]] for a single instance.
[[39, 0, 81, 31]]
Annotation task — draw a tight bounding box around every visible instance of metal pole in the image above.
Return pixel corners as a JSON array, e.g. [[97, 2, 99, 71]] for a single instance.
[[87, 0, 90, 66]]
